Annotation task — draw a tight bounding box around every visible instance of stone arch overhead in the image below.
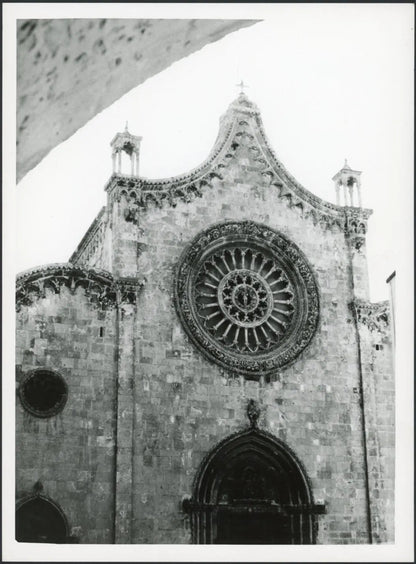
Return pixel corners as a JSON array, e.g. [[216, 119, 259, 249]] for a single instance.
[[16, 263, 118, 312], [17, 19, 258, 182], [108, 93, 369, 232]]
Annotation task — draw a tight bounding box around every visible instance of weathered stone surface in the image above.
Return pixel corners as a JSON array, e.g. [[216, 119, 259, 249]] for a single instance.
[[15, 93, 394, 544], [16, 284, 118, 543], [16, 18, 258, 182]]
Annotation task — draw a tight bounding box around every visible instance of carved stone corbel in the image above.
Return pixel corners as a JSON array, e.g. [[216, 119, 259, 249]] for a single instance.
[[350, 300, 390, 333], [116, 276, 146, 305]]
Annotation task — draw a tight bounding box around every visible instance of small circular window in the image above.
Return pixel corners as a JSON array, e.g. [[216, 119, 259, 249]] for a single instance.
[[19, 370, 68, 418]]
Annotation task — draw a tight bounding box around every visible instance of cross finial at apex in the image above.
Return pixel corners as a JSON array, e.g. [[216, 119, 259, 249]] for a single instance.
[[236, 80, 249, 94]]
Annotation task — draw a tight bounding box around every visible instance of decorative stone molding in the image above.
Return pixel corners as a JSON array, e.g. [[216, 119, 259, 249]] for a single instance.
[[119, 175, 215, 225], [349, 236, 365, 253], [16, 265, 145, 311], [174, 221, 320, 378], [344, 207, 372, 235], [350, 300, 390, 333], [116, 277, 146, 305], [343, 208, 372, 252], [103, 94, 358, 233], [16, 264, 117, 312]]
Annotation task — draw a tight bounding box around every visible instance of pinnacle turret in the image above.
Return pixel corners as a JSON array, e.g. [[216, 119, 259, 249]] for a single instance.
[[332, 160, 362, 207], [110, 127, 142, 176]]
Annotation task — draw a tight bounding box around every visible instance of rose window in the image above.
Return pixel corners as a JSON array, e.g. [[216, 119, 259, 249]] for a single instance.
[[196, 249, 295, 353], [175, 221, 319, 377]]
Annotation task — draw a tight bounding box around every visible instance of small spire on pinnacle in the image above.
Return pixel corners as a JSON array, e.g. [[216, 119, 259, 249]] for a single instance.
[[124, 121, 129, 132], [236, 79, 249, 94], [332, 160, 362, 207]]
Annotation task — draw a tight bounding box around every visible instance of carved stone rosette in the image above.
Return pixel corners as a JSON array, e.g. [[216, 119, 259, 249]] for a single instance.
[[174, 221, 320, 377], [350, 300, 390, 333]]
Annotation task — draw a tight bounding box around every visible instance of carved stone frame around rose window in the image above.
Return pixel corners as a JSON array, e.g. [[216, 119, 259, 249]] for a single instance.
[[174, 221, 320, 378]]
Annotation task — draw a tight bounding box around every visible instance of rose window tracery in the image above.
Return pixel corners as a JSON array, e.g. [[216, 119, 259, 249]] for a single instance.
[[196, 249, 295, 353], [174, 221, 319, 377]]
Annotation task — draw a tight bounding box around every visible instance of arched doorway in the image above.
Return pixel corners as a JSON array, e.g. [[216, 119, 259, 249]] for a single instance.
[[184, 429, 319, 544], [16, 496, 69, 543]]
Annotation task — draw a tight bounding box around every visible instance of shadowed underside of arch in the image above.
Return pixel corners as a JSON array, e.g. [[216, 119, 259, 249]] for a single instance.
[[184, 429, 323, 544]]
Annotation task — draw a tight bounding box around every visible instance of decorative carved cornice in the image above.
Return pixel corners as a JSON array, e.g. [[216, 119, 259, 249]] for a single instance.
[[350, 300, 390, 332], [118, 175, 217, 226], [104, 94, 366, 232], [16, 264, 117, 311], [16, 264, 145, 311]]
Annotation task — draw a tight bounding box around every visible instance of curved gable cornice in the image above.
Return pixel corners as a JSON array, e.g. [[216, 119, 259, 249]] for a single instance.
[[104, 94, 371, 232]]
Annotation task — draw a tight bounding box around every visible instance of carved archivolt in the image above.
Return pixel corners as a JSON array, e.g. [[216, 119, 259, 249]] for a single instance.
[[16, 264, 145, 311], [174, 221, 319, 377]]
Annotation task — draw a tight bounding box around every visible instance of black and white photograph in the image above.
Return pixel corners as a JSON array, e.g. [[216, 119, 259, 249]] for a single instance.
[[3, 3, 414, 562]]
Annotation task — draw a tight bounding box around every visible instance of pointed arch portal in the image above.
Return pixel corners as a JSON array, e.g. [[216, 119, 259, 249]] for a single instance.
[[183, 429, 324, 544]]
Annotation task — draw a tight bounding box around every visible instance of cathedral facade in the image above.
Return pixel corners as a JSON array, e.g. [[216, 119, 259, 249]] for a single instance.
[[15, 93, 394, 544]]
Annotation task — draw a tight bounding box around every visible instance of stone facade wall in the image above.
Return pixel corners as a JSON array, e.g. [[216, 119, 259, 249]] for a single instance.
[[16, 94, 394, 544], [125, 173, 370, 543], [16, 285, 117, 543]]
